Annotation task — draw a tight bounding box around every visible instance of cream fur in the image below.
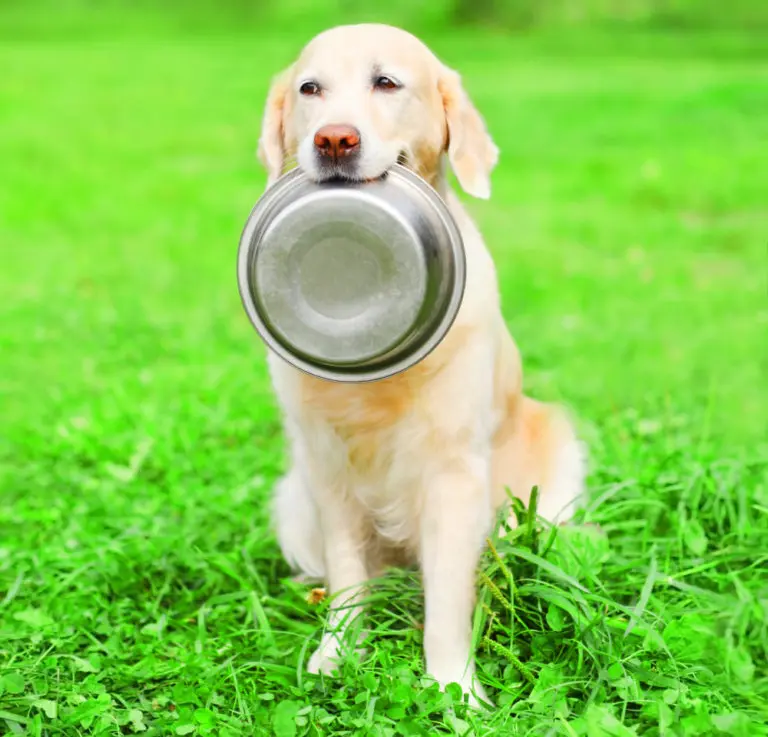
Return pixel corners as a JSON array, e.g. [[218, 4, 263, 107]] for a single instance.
[[257, 23, 587, 708]]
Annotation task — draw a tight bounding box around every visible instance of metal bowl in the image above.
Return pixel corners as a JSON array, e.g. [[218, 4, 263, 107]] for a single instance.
[[237, 164, 465, 383]]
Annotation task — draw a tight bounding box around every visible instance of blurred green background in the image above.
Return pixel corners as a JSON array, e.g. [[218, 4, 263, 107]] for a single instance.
[[3, 0, 768, 34], [1, 1, 766, 735]]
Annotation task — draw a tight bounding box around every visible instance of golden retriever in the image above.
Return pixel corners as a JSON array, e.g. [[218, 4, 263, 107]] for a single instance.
[[256, 23, 586, 707]]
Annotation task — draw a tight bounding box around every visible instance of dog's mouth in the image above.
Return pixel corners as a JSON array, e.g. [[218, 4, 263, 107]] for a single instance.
[[309, 151, 409, 186]]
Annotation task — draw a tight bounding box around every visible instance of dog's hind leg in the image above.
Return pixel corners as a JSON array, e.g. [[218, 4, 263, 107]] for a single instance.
[[492, 396, 587, 525], [272, 469, 326, 580]]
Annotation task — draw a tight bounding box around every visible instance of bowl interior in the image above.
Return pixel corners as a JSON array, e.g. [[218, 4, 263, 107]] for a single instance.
[[252, 188, 429, 365]]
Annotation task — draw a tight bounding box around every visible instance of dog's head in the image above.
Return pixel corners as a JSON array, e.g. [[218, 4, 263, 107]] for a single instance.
[[257, 24, 498, 198]]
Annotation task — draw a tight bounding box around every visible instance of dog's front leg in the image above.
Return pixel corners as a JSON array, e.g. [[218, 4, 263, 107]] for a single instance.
[[420, 454, 492, 707], [307, 484, 369, 676]]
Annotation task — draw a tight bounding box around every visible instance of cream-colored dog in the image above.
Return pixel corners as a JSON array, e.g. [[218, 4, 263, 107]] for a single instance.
[[257, 23, 586, 707]]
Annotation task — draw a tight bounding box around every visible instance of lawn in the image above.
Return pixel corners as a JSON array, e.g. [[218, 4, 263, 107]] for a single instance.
[[1, 4, 767, 735]]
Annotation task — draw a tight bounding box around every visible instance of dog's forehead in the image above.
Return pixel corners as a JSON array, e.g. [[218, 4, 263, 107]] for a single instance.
[[296, 24, 437, 80]]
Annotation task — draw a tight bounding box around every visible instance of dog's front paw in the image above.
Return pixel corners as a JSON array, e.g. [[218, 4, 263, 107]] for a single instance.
[[455, 677, 492, 710], [468, 682, 491, 710], [307, 631, 367, 676], [307, 644, 341, 675], [434, 671, 492, 710]]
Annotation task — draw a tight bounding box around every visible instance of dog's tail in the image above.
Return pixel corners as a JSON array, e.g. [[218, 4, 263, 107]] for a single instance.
[[491, 396, 587, 526]]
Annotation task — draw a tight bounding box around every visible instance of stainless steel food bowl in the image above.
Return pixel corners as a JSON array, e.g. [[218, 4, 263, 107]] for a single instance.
[[237, 164, 465, 382]]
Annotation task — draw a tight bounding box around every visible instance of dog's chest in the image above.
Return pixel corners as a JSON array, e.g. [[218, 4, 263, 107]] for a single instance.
[[346, 423, 423, 543], [300, 373, 420, 471], [298, 372, 431, 542]]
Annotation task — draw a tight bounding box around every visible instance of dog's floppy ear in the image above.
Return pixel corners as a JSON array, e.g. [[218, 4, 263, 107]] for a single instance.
[[438, 65, 499, 199], [257, 65, 294, 185]]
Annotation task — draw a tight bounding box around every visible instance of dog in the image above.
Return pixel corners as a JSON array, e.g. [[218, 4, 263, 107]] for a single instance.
[[256, 23, 586, 707]]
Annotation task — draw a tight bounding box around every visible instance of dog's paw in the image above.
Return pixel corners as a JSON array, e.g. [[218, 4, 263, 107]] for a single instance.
[[455, 677, 492, 710], [435, 673, 492, 710], [465, 680, 492, 710], [307, 645, 341, 676], [307, 631, 367, 676]]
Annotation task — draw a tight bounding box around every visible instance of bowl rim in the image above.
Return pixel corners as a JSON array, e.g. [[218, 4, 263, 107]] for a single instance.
[[236, 164, 466, 383]]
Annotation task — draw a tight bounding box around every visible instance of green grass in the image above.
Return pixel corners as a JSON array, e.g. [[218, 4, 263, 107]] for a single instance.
[[1, 6, 767, 736]]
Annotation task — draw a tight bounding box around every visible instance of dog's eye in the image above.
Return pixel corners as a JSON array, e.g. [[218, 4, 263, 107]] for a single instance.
[[373, 75, 401, 92], [299, 81, 321, 96]]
